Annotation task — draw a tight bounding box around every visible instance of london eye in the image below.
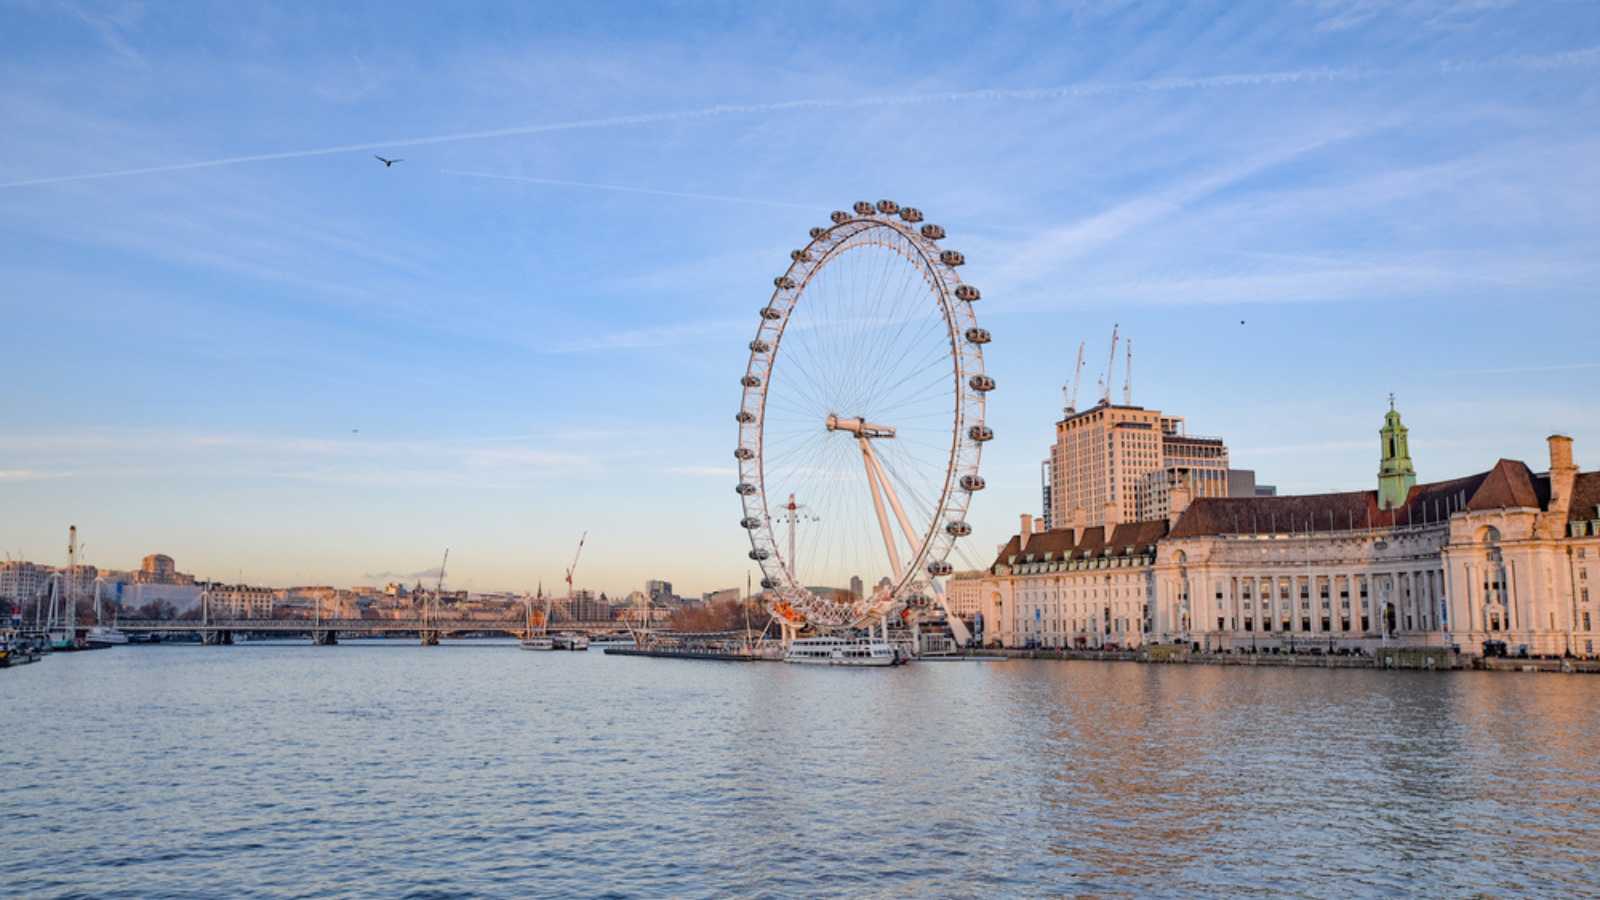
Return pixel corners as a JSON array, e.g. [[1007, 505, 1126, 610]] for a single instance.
[[734, 200, 991, 639]]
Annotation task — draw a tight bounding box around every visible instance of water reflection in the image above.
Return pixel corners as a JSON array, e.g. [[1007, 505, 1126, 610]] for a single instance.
[[1, 645, 1596, 897]]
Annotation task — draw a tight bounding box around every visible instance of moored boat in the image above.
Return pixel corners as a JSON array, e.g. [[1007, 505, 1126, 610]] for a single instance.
[[784, 636, 902, 667], [552, 633, 590, 651], [86, 625, 130, 648], [519, 636, 556, 651]]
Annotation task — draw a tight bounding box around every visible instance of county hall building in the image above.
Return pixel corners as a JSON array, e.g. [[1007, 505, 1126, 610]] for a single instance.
[[979, 404, 1600, 658]]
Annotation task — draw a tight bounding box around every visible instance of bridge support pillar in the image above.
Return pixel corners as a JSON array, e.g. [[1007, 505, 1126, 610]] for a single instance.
[[203, 630, 233, 646], [313, 630, 338, 646], [420, 630, 440, 647]]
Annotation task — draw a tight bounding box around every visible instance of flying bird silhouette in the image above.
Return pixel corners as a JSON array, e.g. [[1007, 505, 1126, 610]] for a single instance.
[[374, 155, 403, 167]]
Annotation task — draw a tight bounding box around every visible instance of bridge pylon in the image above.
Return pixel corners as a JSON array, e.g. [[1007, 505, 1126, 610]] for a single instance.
[[419, 630, 440, 647], [313, 630, 338, 646]]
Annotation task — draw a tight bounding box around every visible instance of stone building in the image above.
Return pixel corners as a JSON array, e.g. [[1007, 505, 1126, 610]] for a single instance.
[[985, 404, 1600, 658], [206, 583, 275, 618], [136, 553, 195, 585], [0, 561, 50, 604]]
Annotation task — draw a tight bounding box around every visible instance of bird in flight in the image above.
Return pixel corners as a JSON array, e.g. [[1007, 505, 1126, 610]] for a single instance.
[[374, 155, 403, 167]]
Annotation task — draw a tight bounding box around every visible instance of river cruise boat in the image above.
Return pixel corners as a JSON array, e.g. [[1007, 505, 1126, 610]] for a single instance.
[[784, 637, 903, 667], [518, 636, 556, 651], [552, 633, 590, 651], [86, 625, 130, 648]]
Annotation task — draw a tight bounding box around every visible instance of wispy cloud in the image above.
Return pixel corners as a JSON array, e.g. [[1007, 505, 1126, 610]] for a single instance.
[[549, 318, 746, 353], [6, 45, 1597, 189], [666, 465, 736, 477], [445, 170, 819, 211], [0, 468, 71, 481], [1439, 361, 1600, 376]]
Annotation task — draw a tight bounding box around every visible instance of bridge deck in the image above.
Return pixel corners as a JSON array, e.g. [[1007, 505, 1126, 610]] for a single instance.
[[113, 618, 629, 634]]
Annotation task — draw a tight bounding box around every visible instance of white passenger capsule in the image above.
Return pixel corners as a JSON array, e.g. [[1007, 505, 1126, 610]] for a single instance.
[[940, 250, 965, 266], [774, 276, 796, 289], [749, 340, 771, 353], [736, 411, 755, 424], [960, 474, 986, 491], [955, 285, 980, 302], [964, 327, 991, 344], [831, 210, 850, 224], [736, 482, 757, 495], [853, 201, 875, 215], [748, 548, 770, 560], [876, 199, 899, 215], [969, 374, 995, 392], [741, 375, 762, 388], [734, 448, 755, 460], [946, 521, 972, 537], [968, 425, 994, 442], [760, 307, 783, 320], [741, 517, 762, 529], [899, 207, 923, 223], [921, 224, 945, 240]]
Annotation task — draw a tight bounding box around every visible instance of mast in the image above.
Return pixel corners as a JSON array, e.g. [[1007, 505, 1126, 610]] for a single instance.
[[1101, 323, 1119, 406], [1064, 341, 1086, 415], [1123, 339, 1133, 406]]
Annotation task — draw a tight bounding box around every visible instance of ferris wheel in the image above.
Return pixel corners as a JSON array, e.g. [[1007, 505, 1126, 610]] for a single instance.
[[735, 200, 991, 639]]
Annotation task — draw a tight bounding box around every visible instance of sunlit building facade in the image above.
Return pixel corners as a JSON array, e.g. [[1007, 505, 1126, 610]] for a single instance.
[[988, 406, 1600, 658]]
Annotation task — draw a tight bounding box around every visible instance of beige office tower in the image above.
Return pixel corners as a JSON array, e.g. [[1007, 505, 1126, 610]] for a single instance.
[[1048, 404, 1231, 528]]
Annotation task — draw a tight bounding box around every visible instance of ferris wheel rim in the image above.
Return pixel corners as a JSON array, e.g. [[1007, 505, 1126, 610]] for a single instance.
[[734, 201, 990, 631]]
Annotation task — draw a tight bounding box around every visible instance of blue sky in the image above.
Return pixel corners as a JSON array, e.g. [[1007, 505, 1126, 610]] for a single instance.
[[2, 0, 1597, 596]]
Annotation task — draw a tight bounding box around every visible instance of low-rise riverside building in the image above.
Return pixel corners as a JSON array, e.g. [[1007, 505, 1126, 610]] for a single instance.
[[982, 405, 1600, 658], [206, 583, 275, 618]]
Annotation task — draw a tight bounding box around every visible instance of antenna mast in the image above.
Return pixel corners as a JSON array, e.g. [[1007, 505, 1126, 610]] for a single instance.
[[1101, 323, 1119, 405]]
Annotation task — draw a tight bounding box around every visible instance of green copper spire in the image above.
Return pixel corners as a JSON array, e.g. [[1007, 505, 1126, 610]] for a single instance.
[[1378, 394, 1416, 511]]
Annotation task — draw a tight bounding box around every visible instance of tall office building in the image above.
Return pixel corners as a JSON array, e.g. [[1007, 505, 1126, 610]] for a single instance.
[[1047, 403, 1235, 528]]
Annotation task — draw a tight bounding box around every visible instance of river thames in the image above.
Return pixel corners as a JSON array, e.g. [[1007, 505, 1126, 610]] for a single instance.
[[3, 643, 1598, 898]]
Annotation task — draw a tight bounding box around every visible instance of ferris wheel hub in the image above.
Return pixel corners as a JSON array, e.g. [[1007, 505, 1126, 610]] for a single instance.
[[824, 414, 895, 439]]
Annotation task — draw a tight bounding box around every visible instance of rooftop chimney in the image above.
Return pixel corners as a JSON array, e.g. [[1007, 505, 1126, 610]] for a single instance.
[[1169, 481, 1193, 528], [1547, 435, 1577, 528], [1019, 513, 1034, 551]]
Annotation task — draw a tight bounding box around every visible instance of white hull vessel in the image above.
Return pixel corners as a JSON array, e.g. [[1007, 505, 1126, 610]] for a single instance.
[[553, 633, 590, 651], [784, 637, 903, 667], [519, 636, 555, 651], [86, 626, 130, 647]]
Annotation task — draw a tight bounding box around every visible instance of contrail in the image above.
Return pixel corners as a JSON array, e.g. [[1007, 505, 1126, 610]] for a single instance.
[[3, 48, 1594, 190], [443, 170, 820, 211]]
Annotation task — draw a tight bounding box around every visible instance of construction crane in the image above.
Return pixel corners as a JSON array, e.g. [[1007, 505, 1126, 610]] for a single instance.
[[1063, 341, 1086, 415], [426, 548, 449, 632], [1101, 323, 1120, 406], [1123, 339, 1133, 406], [564, 531, 587, 599]]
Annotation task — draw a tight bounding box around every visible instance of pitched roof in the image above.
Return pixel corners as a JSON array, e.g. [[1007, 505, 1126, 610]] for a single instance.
[[1568, 472, 1600, 522], [989, 519, 1168, 571], [1169, 460, 1561, 538]]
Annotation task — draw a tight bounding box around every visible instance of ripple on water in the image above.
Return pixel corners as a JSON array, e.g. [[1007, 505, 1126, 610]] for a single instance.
[[3, 645, 1600, 897]]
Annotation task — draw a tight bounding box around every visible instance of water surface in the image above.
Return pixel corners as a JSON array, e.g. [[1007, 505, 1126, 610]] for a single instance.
[[3, 642, 1598, 897]]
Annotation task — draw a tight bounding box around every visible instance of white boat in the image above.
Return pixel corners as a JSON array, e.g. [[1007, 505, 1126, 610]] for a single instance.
[[86, 626, 130, 647], [784, 637, 903, 667], [552, 633, 590, 651], [519, 636, 555, 651]]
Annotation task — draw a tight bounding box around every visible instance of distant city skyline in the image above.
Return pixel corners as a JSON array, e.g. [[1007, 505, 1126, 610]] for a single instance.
[[3, 3, 1597, 595]]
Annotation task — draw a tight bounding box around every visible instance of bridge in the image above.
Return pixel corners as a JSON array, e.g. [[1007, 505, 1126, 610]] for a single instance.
[[114, 617, 636, 645]]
